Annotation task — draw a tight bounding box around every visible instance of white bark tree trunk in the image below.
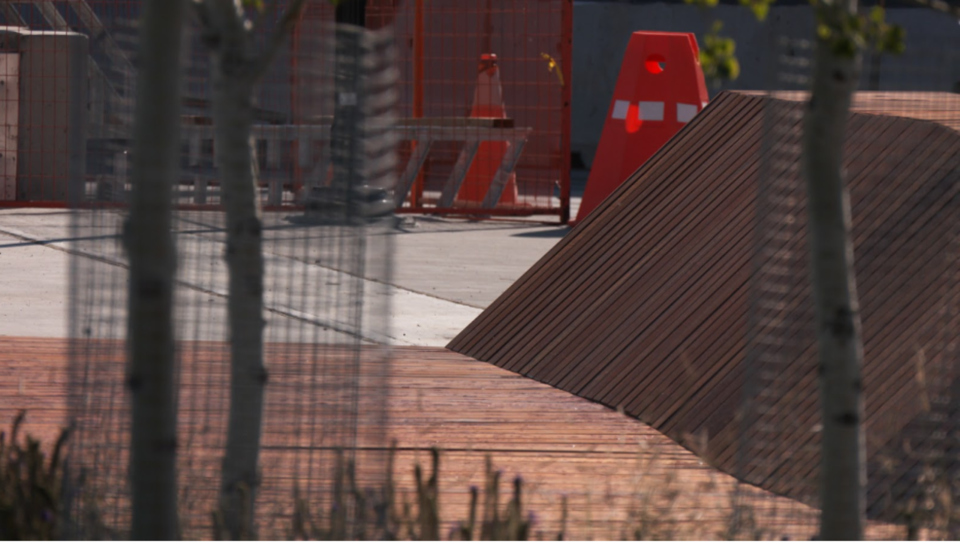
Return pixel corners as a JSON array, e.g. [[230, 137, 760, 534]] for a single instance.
[[802, 5, 867, 538], [125, 0, 184, 537], [211, 66, 266, 538], [196, 1, 306, 537]]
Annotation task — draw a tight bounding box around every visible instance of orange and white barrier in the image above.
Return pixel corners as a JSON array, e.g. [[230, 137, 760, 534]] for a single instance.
[[574, 32, 709, 225]]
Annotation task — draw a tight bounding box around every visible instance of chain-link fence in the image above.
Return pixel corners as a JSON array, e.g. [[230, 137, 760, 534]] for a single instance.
[[5, 1, 960, 539], [67, 6, 397, 537], [0, 0, 572, 222]]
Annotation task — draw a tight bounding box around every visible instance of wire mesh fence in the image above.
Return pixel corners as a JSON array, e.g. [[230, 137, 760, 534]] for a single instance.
[[0, 0, 571, 221], [66, 4, 397, 538], [361, 0, 571, 219], [3, 0, 959, 539]]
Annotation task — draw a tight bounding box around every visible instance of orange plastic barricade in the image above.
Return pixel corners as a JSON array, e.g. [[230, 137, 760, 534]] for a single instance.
[[573, 31, 708, 225], [457, 53, 519, 206]]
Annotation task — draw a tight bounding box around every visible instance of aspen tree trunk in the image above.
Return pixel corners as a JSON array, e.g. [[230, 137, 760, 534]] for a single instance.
[[212, 68, 265, 538], [125, 0, 184, 537], [802, 3, 867, 538], [195, 0, 306, 536]]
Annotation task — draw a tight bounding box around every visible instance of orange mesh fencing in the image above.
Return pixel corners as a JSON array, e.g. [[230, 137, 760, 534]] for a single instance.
[[297, 0, 572, 221], [0, 1, 571, 223]]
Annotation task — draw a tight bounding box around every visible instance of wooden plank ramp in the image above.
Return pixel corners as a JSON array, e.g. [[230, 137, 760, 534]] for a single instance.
[[448, 90, 960, 524], [0, 336, 894, 539]]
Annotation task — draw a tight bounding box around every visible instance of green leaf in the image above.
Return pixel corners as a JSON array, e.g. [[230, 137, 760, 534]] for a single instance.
[[831, 35, 858, 57], [719, 57, 741, 79], [698, 20, 740, 85], [738, 0, 772, 20], [754, 3, 770, 20], [718, 39, 736, 55], [880, 25, 906, 54], [848, 13, 862, 32]]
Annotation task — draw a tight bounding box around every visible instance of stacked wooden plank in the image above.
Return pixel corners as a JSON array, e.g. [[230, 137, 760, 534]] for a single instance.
[[449, 91, 960, 519], [1, 337, 855, 539]]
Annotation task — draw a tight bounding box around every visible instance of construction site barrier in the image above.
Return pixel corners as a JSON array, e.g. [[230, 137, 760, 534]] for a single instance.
[[574, 31, 708, 225], [0, 0, 572, 222]]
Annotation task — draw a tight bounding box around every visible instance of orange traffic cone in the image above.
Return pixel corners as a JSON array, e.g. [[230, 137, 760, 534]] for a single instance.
[[457, 53, 519, 206]]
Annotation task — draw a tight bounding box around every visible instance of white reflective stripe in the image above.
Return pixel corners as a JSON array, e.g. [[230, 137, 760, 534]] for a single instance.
[[702, 101, 709, 109], [611, 100, 630, 120], [677, 103, 699, 123], [638, 101, 664, 121]]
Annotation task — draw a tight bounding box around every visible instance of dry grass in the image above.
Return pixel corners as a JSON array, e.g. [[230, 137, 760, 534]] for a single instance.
[[280, 447, 533, 541], [3, 409, 958, 541], [0, 411, 70, 540]]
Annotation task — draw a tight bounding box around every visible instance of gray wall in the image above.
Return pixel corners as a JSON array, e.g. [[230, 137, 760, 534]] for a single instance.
[[572, 1, 960, 167], [17, 31, 89, 202]]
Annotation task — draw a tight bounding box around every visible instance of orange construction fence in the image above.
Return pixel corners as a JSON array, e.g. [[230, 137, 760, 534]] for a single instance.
[[297, 0, 573, 221], [0, 0, 573, 223]]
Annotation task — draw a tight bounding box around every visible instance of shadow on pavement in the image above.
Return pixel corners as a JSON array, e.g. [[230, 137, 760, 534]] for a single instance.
[[511, 227, 569, 239]]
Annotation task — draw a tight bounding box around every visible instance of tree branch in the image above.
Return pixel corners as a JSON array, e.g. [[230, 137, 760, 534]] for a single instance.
[[202, 0, 249, 46], [190, 0, 214, 28], [251, 0, 308, 79]]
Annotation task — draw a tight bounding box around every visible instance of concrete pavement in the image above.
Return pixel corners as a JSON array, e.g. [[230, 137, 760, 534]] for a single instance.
[[0, 177, 583, 345], [0, 229, 69, 337]]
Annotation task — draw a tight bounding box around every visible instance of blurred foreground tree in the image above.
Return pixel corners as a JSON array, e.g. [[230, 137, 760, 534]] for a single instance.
[[802, 1, 868, 537], [124, 0, 185, 538], [687, 0, 909, 537], [191, 0, 307, 537]]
